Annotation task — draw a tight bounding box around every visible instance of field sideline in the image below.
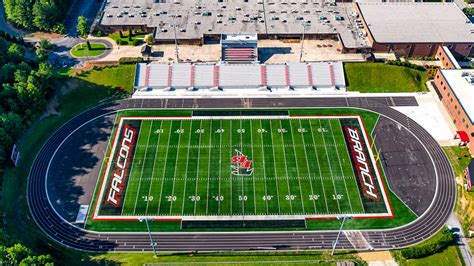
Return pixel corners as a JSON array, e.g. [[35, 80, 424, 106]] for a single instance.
[[93, 113, 391, 221]]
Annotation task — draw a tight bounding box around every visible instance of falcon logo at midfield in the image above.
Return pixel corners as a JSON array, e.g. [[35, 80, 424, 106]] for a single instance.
[[231, 149, 253, 176]]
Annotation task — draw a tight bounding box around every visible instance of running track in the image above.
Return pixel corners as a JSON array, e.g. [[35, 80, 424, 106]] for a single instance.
[[27, 97, 455, 252]]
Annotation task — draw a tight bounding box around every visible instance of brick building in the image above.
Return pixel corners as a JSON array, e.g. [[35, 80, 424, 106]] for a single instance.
[[433, 69, 474, 154], [355, 3, 474, 58]]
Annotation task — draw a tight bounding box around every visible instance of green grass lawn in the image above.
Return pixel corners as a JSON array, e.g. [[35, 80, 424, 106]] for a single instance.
[[443, 146, 471, 178], [91, 250, 362, 265], [392, 229, 462, 266], [344, 63, 428, 93], [1, 67, 133, 264], [70, 42, 107, 57], [75, 65, 136, 91], [109, 32, 146, 46]]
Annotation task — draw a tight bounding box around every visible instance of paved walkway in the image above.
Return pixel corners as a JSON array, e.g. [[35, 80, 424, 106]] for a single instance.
[[447, 213, 473, 266]]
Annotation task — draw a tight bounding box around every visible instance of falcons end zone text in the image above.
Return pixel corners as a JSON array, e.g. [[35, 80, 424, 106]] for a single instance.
[[344, 126, 380, 202], [105, 124, 137, 207]]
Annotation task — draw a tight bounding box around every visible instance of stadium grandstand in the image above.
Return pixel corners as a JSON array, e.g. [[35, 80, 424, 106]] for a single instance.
[[132, 62, 346, 98], [221, 34, 258, 64]]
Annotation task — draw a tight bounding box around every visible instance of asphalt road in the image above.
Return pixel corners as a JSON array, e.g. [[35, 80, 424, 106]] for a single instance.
[[27, 97, 455, 252]]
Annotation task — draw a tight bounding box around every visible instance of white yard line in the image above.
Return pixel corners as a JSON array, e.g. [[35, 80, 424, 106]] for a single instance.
[[316, 119, 341, 213], [193, 120, 203, 215], [168, 120, 184, 214], [240, 119, 245, 215], [144, 121, 163, 215], [258, 120, 269, 214], [268, 120, 282, 214], [157, 121, 173, 215], [297, 119, 317, 214], [338, 120, 365, 213], [205, 120, 213, 215], [328, 120, 354, 213], [229, 120, 233, 214], [249, 119, 257, 214], [287, 120, 305, 214], [218, 120, 222, 214], [132, 120, 154, 215], [179, 120, 194, 215], [308, 119, 330, 213]]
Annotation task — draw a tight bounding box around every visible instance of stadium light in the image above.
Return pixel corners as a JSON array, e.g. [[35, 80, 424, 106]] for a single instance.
[[331, 215, 352, 255], [139, 217, 158, 257]]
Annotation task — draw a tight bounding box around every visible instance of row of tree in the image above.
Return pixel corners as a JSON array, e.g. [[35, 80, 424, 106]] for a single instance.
[[3, 0, 70, 32], [0, 243, 53, 265], [0, 39, 54, 165]]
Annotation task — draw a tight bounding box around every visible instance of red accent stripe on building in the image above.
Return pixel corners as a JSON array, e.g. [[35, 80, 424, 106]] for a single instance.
[[307, 64, 313, 87], [213, 65, 219, 87], [261, 65, 267, 87], [144, 64, 150, 87], [329, 64, 336, 86], [190, 64, 195, 88], [167, 64, 173, 88], [285, 64, 290, 87]]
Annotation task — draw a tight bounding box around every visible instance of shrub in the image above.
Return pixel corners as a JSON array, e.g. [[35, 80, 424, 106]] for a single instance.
[[132, 39, 143, 46], [386, 60, 425, 71], [119, 57, 144, 64], [400, 231, 454, 259]]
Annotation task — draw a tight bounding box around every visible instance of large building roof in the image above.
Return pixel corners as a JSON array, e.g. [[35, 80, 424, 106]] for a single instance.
[[100, 0, 368, 48], [441, 69, 474, 124], [357, 3, 474, 43]]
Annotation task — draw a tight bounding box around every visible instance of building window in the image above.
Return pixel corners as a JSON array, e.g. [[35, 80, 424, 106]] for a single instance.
[[436, 75, 439, 79], [443, 86, 446, 91], [467, 124, 470, 129], [463, 118, 466, 123], [441, 81, 444, 85], [450, 98, 453, 102], [454, 120, 457, 124], [455, 105, 458, 109], [447, 92, 450, 97], [439, 52, 442, 56], [458, 111, 461, 115], [442, 57, 445, 61]]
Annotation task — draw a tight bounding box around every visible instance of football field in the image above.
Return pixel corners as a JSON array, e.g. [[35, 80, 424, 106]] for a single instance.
[[93, 114, 391, 220]]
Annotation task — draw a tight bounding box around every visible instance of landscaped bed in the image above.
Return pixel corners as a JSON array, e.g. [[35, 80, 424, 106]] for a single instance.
[[70, 42, 107, 57]]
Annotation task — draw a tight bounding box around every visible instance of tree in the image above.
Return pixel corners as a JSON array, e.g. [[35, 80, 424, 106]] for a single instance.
[[20, 254, 54, 265], [7, 43, 25, 63], [76, 16, 89, 38], [36, 40, 51, 61], [5, 243, 32, 264], [32, 0, 60, 31]]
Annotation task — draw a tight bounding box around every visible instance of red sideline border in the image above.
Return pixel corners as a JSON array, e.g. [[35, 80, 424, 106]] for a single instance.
[[92, 114, 393, 222]]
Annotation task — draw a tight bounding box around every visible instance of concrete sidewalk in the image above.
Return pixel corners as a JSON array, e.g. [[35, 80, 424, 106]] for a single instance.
[[447, 213, 474, 266]]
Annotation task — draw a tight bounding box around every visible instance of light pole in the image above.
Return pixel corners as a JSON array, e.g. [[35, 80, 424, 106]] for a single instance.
[[299, 22, 309, 62], [139, 217, 158, 257], [331, 215, 352, 256], [173, 22, 179, 62]]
